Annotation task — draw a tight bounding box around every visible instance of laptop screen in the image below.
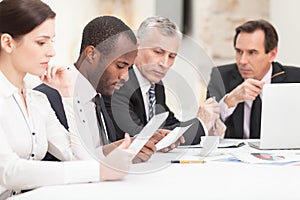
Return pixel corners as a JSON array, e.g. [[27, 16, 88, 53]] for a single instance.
[[260, 83, 300, 149]]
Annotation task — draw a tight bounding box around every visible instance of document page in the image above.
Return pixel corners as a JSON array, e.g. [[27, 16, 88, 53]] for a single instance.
[[155, 124, 193, 151], [129, 112, 168, 155], [230, 152, 300, 165]]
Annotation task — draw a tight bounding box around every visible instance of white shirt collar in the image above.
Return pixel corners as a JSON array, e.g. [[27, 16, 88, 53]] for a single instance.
[[69, 65, 98, 104], [133, 65, 152, 95], [0, 70, 27, 98], [261, 64, 273, 84]]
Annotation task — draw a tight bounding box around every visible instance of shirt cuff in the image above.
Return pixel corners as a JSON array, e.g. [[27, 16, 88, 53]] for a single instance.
[[220, 95, 236, 121], [64, 160, 99, 184], [196, 117, 209, 136]]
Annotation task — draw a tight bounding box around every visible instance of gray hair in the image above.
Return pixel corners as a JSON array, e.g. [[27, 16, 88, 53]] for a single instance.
[[137, 16, 182, 42]]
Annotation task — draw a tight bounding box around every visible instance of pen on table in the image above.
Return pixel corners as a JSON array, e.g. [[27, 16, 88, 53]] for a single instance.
[[171, 160, 205, 164]]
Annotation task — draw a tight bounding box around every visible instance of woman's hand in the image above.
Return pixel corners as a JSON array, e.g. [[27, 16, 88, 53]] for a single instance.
[[40, 65, 73, 97]]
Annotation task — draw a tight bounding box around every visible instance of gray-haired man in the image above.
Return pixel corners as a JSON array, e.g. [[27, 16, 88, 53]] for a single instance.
[[104, 16, 225, 146]]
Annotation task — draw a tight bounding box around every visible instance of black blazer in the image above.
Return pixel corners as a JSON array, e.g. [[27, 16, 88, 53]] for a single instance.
[[35, 84, 69, 130], [207, 61, 300, 139], [103, 67, 205, 145], [34, 84, 117, 160]]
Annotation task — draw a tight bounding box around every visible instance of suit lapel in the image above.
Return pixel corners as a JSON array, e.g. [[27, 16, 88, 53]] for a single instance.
[[230, 65, 244, 138], [154, 82, 166, 114], [232, 103, 244, 138], [271, 62, 287, 83], [229, 64, 244, 91], [129, 69, 148, 124]]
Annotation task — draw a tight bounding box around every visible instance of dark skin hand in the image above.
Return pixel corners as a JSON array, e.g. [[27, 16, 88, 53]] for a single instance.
[[150, 129, 185, 153], [102, 129, 185, 163], [102, 136, 157, 163], [132, 140, 156, 164]]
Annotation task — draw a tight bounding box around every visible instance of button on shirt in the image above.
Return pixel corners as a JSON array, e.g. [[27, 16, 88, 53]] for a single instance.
[[0, 71, 98, 195]]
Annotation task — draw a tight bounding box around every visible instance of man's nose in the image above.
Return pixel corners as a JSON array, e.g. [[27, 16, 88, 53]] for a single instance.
[[239, 53, 248, 64], [120, 70, 129, 82], [158, 54, 171, 68]]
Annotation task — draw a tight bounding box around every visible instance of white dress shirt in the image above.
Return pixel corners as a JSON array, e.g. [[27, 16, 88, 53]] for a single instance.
[[220, 65, 272, 138], [133, 66, 152, 121], [69, 65, 106, 159], [0, 71, 99, 196]]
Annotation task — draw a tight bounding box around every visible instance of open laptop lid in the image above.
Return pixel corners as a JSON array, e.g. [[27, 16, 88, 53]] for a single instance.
[[259, 83, 300, 149]]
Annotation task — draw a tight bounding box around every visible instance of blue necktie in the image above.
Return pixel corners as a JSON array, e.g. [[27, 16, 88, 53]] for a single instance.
[[148, 84, 156, 120]]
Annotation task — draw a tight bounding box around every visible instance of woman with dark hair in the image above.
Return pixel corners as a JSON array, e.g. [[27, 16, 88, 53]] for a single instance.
[[0, 0, 134, 198]]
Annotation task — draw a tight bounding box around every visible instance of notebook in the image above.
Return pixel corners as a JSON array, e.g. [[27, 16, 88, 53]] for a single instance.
[[248, 83, 300, 149]]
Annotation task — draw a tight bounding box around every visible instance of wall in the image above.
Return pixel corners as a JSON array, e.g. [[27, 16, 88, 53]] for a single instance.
[[190, 0, 270, 66], [270, 0, 300, 66], [25, 0, 102, 88]]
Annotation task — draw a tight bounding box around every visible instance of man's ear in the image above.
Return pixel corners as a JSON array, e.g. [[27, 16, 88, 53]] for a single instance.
[[0, 33, 15, 53], [269, 47, 278, 63], [84, 45, 97, 64]]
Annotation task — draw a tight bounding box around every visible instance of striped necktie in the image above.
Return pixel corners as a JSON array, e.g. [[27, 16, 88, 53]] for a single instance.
[[148, 84, 156, 120]]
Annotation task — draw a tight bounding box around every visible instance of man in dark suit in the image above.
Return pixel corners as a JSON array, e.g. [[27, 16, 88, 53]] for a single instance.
[[207, 19, 300, 139], [35, 16, 159, 163], [104, 16, 225, 145]]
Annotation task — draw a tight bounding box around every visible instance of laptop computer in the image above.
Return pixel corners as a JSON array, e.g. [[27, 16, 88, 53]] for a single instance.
[[248, 83, 300, 150]]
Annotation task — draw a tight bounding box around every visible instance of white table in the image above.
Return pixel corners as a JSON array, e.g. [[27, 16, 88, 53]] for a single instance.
[[8, 143, 300, 200]]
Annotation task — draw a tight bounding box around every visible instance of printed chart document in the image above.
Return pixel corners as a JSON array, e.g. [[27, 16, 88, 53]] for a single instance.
[[129, 112, 168, 155], [155, 124, 193, 151], [230, 152, 300, 165]]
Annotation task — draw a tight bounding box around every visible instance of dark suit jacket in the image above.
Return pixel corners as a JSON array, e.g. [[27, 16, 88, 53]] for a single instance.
[[34, 83, 117, 160], [207, 61, 300, 139], [103, 67, 205, 145]]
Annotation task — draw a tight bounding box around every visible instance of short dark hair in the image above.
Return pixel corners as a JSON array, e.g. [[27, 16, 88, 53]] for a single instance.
[[79, 16, 137, 55], [0, 0, 56, 39], [233, 19, 278, 53]]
